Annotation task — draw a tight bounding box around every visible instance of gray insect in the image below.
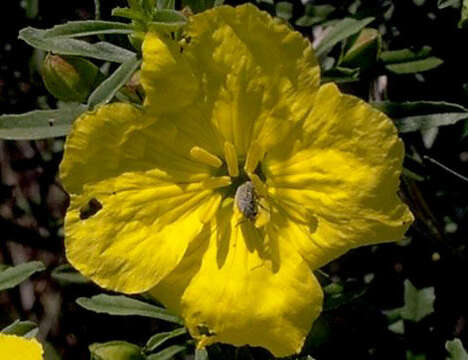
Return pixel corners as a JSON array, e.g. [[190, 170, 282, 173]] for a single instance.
[[235, 181, 258, 221]]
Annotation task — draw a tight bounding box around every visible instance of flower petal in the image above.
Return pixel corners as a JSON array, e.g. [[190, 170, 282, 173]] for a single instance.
[[141, 4, 320, 157], [150, 199, 323, 357], [0, 334, 43, 360], [264, 83, 413, 269], [60, 103, 224, 293]]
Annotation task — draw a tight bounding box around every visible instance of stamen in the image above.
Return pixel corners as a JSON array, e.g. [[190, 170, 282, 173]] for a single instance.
[[224, 141, 239, 177], [190, 146, 223, 168], [248, 173, 268, 197], [202, 176, 231, 189], [244, 141, 264, 174]]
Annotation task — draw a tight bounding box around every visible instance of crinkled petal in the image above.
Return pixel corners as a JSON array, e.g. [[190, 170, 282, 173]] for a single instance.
[[150, 199, 323, 357], [263, 83, 413, 269], [0, 335, 43, 360], [61, 103, 222, 293], [141, 4, 320, 157]]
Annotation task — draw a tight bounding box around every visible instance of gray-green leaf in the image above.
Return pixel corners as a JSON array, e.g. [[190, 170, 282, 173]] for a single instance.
[[0, 261, 45, 291], [42, 21, 133, 38], [144, 328, 186, 353], [315, 17, 374, 57], [88, 56, 141, 109], [0, 104, 87, 140], [385, 57, 443, 74], [1, 320, 38, 337], [195, 349, 209, 360], [51, 264, 89, 284], [395, 113, 468, 133], [76, 294, 183, 324], [400, 279, 435, 322], [446, 338, 468, 360], [146, 345, 186, 360], [276, 2, 293, 21], [150, 9, 187, 31], [19, 27, 136, 63]]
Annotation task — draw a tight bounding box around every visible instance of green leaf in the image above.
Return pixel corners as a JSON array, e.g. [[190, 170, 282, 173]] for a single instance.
[[323, 280, 366, 311], [112, 7, 149, 23], [23, 0, 39, 18], [146, 345, 186, 360], [322, 66, 360, 84], [88, 56, 141, 109], [276, 2, 293, 21], [372, 100, 468, 117], [388, 319, 405, 334], [19, 27, 136, 63], [438, 0, 460, 9], [195, 349, 209, 360], [446, 338, 468, 360], [315, 17, 374, 57], [296, 4, 335, 27], [76, 294, 183, 324], [51, 264, 89, 284], [460, 0, 468, 27], [144, 328, 186, 353], [395, 113, 468, 133], [400, 279, 435, 322], [1, 320, 38, 337], [0, 261, 45, 291], [150, 9, 187, 31], [157, 0, 176, 9], [89, 341, 144, 360], [406, 351, 427, 360], [381, 46, 432, 64], [42, 21, 133, 38], [385, 57, 443, 74], [0, 104, 87, 140]]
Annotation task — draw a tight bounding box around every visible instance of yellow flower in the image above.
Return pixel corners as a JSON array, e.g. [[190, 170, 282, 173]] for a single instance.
[[0, 334, 44, 360], [60, 4, 413, 356]]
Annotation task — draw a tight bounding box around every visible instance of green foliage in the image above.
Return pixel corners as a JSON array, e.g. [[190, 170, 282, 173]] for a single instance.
[[446, 339, 468, 360], [51, 264, 89, 285], [145, 345, 186, 360], [76, 294, 183, 324], [144, 328, 187, 353], [1, 320, 39, 338], [88, 56, 141, 109], [0, 104, 87, 140], [0, 261, 45, 291], [89, 341, 144, 360]]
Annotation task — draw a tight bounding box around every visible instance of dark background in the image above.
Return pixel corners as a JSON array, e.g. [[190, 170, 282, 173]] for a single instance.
[[1, 0, 468, 359]]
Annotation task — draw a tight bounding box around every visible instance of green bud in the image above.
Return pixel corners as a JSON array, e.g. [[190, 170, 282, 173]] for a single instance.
[[89, 341, 144, 360], [41, 54, 103, 102], [340, 28, 381, 71]]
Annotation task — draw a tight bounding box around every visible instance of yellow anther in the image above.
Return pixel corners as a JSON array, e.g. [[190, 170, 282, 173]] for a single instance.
[[190, 146, 223, 168], [224, 141, 239, 177], [202, 176, 231, 189], [248, 173, 268, 198], [244, 141, 264, 174]]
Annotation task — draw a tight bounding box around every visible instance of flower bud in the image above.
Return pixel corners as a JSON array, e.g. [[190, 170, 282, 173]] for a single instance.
[[41, 54, 103, 102], [340, 28, 381, 71]]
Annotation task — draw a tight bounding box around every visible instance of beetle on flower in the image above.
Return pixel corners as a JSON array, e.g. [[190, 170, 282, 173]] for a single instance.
[[60, 4, 413, 356]]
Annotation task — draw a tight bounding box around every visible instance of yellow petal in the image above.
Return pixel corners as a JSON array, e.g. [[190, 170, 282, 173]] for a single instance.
[[60, 103, 215, 195], [150, 199, 323, 357], [65, 170, 218, 293], [264, 83, 413, 269], [141, 4, 320, 157], [141, 31, 199, 113], [0, 334, 43, 360], [60, 103, 224, 293]]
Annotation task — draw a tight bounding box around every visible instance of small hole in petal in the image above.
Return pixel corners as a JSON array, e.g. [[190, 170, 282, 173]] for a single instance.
[[197, 324, 216, 337], [79, 198, 102, 220]]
